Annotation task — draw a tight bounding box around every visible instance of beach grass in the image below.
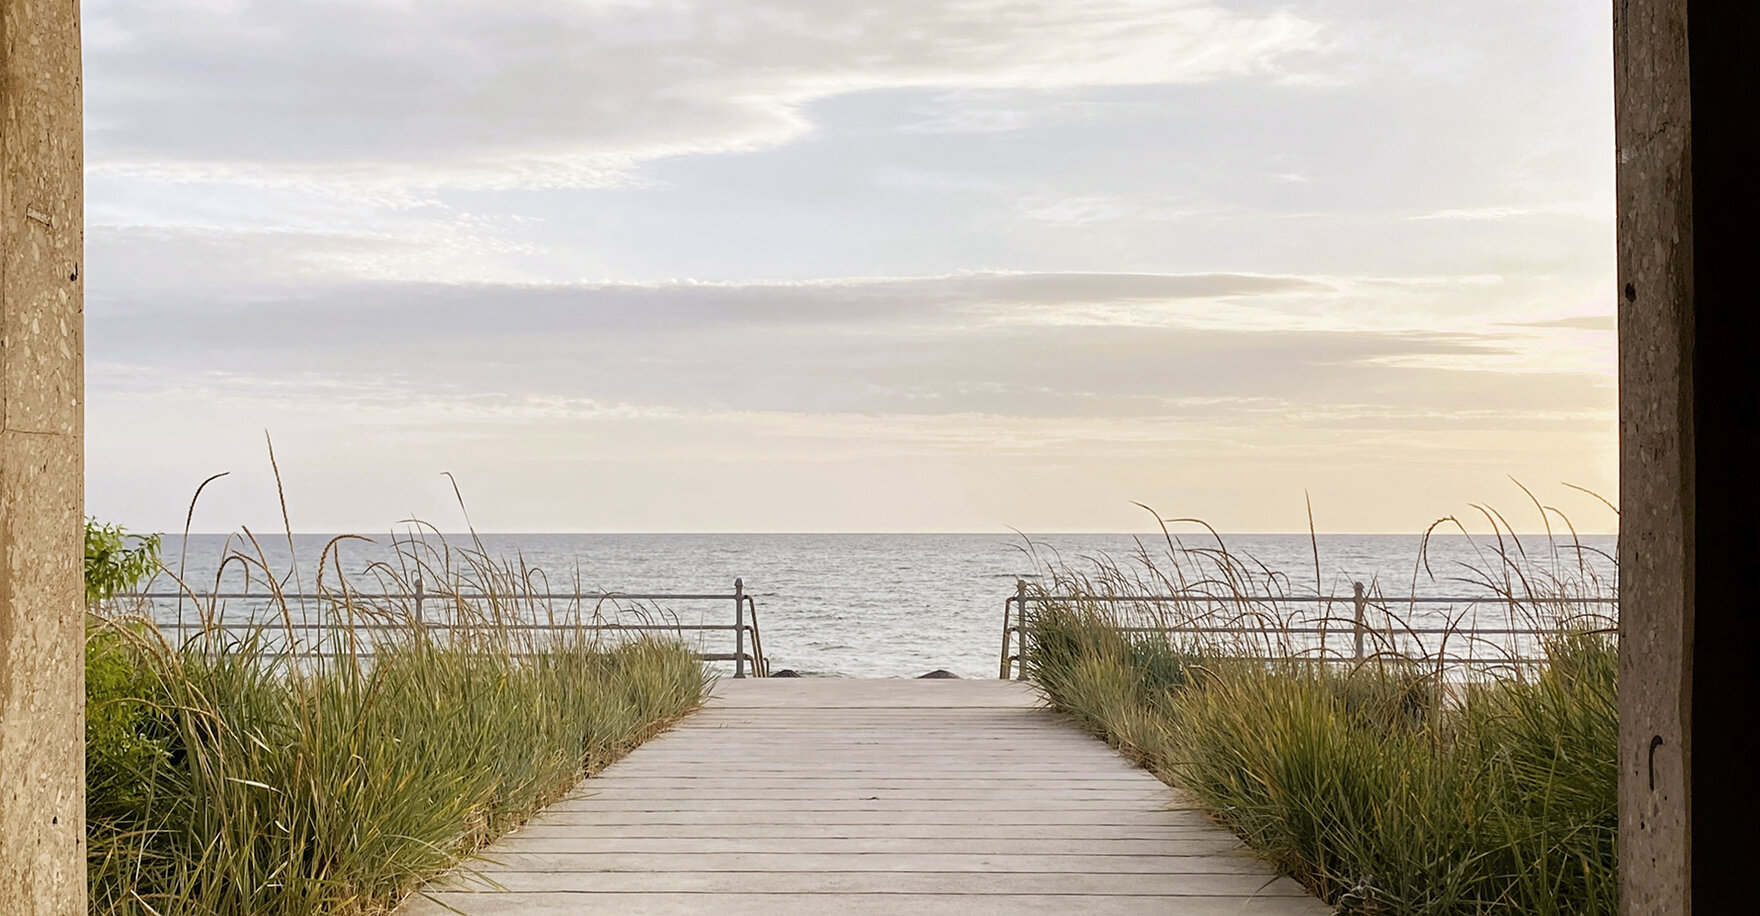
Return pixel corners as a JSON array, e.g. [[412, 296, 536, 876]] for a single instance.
[[1021, 506, 1618, 915], [86, 527, 712, 916]]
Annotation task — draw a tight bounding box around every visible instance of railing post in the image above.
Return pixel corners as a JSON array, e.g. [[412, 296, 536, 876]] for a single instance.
[[1015, 579, 1029, 682], [1352, 581, 1366, 662], [734, 578, 746, 679], [1000, 590, 1015, 680]]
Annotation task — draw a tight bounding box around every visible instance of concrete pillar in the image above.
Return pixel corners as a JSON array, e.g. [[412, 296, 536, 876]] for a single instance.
[[1617, 2, 1760, 912], [1614, 2, 1692, 910], [0, 1, 86, 914]]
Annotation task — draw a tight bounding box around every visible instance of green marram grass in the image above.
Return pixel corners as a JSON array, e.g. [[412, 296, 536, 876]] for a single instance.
[[1022, 503, 1618, 915], [86, 527, 712, 916]]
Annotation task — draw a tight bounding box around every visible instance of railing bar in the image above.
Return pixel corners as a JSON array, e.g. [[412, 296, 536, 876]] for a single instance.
[[147, 623, 742, 632], [1008, 595, 1617, 604], [124, 593, 1617, 604], [124, 592, 751, 601], [1108, 626, 1616, 636], [183, 651, 763, 661]]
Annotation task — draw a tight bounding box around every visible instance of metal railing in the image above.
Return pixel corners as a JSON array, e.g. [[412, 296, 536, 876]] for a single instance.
[[123, 577, 770, 678], [1000, 580, 1617, 680]]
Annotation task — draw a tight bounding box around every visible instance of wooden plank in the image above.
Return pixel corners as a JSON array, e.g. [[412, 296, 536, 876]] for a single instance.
[[485, 837, 1242, 855], [564, 787, 1171, 801], [583, 775, 1152, 786], [541, 799, 1190, 811], [464, 851, 1270, 875], [593, 765, 1149, 777], [505, 823, 1229, 840], [403, 892, 1332, 916], [431, 871, 1313, 896], [523, 810, 1221, 826]]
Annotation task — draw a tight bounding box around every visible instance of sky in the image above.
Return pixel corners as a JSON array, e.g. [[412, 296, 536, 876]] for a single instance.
[[83, 0, 1618, 534]]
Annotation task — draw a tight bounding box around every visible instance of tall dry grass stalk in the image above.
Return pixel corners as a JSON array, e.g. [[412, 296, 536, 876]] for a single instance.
[[1024, 499, 1617, 915], [86, 520, 712, 916]]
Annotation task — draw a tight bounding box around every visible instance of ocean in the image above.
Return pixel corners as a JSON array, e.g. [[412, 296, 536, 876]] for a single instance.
[[139, 532, 1617, 679]]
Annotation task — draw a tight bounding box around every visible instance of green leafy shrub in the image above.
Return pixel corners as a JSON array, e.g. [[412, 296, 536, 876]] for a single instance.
[[84, 519, 161, 605]]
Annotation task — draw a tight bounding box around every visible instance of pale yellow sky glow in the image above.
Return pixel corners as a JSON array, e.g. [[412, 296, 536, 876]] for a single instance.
[[84, 1, 1616, 534]]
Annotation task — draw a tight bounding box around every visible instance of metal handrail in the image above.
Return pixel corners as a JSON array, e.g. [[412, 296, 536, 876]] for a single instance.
[[742, 594, 770, 678], [1000, 580, 1618, 680], [122, 578, 771, 678], [1007, 595, 1617, 604]]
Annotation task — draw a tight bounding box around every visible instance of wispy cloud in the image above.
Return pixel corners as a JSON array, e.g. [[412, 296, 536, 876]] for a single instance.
[[1015, 195, 1217, 227], [1407, 203, 1606, 222], [1503, 315, 1616, 331], [91, 270, 1606, 424], [86, 0, 1326, 190]]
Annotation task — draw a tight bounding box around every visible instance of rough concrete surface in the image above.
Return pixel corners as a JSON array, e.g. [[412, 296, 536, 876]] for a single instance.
[[1614, 1, 1691, 912], [0, 1, 86, 913]]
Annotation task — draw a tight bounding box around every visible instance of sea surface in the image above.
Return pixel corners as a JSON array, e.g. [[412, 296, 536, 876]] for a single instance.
[[137, 532, 1617, 679]]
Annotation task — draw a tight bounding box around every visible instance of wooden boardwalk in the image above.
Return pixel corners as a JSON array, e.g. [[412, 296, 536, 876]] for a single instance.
[[402, 679, 1328, 915]]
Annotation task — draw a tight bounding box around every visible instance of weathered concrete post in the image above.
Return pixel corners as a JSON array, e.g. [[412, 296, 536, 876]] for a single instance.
[[1615, 3, 1693, 911], [0, 0, 86, 913]]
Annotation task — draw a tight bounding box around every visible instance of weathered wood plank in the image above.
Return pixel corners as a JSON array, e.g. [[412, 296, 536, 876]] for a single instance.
[[462, 851, 1263, 874], [431, 870, 1313, 896], [563, 782, 1168, 796], [484, 836, 1242, 855], [543, 798, 1190, 811], [404, 892, 1332, 916], [521, 808, 1216, 826], [583, 775, 1151, 786], [506, 823, 1228, 840]]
